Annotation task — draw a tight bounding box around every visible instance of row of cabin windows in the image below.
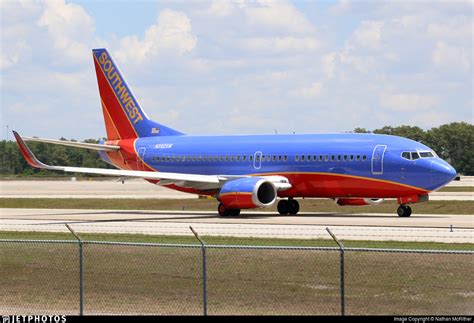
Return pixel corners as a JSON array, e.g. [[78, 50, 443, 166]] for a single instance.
[[151, 154, 367, 163], [152, 155, 257, 162], [296, 154, 367, 162]]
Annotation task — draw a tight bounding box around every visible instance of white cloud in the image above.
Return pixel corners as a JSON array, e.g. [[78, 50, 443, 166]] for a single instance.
[[379, 93, 439, 112], [243, 1, 315, 34], [116, 9, 197, 65], [432, 41, 471, 72], [240, 36, 320, 53], [427, 16, 472, 40], [329, 0, 351, 15], [290, 82, 324, 99], [201, 0, 235, 17], [346, 20, 384, 50], [37, 0, 96, 65]]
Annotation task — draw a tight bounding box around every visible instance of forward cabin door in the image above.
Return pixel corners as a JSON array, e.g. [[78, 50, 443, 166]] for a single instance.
[[371, 145, 387, 175]]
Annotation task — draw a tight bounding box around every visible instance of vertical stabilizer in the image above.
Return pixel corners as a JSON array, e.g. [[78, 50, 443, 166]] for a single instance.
[[92, 48, 184, 139]]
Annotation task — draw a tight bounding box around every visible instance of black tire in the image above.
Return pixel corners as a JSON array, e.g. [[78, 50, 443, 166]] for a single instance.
[[397, 205, 412, 217], [277, 200, 290, 215], [230, 209, 241, 216], [289, 199, 300, 215], [218, 203, 232, 217]]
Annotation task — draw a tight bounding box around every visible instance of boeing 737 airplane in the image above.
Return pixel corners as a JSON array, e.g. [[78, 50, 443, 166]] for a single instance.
[[14, 48, 457, 217]]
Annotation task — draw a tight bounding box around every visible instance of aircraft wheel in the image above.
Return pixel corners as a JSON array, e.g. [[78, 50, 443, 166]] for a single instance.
[[218, 203, 233, 217], [397, 205, 412, 217], [289, 199, 300, 215], [231, 208, 241, 216], [277, 200, 290, 215], [218, 203, 240, 217]]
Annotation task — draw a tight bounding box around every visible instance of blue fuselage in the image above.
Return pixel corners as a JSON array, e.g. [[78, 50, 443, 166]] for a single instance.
[[128, 133, 455, 197]]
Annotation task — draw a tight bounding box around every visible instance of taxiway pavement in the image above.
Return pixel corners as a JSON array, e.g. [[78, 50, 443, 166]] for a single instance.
[[1, 208, 472, 243]]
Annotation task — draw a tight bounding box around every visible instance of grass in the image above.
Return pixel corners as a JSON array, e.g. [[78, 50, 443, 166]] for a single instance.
[[0, 234, 472, 315], [1, 198, 473, 215], [437, 186, 474, 192], [1, 230, 473, 250]]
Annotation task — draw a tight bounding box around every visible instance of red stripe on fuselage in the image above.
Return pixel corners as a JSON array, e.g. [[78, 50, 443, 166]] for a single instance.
[[162, 172, 427, 199], [276, 173, 427, 198]]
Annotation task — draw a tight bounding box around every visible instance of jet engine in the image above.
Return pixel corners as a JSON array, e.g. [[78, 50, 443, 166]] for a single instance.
[[335, 198, 384, 206], [218, 177, 277, 209]]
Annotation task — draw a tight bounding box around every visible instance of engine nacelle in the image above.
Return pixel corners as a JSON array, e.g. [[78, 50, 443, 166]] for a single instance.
[[218, 177, 277, 209], [335, 198, 384, 206]]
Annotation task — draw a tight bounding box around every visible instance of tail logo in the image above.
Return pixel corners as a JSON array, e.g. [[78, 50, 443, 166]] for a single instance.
[[98, 51, 144, 125]]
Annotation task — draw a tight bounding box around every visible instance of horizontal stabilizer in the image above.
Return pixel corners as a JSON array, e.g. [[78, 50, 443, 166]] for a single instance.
[[23, 136, 120, 151], [13, 130, 219, 184]]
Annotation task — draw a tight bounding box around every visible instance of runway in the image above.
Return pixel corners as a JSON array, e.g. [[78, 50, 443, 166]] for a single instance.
[[1, 208, 472, 243]]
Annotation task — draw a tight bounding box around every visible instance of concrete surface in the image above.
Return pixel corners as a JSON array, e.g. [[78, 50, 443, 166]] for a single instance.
[[1, 208, 472, 243]]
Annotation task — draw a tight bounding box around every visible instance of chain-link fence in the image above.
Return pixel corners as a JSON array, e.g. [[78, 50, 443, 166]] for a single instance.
[[1, 231, 473, 315]]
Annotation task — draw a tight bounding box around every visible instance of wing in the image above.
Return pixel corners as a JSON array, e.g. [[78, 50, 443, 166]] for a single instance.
[[13, 131, 292, 191]]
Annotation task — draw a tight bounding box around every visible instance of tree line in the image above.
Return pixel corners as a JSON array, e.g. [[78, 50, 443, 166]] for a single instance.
[[0, 122, 472, 176]]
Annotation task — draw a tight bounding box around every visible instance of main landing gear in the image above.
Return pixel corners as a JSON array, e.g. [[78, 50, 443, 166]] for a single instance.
[[397, 205, 412, 217], [277, 198, 300, 215], [218, 203, 241, 217]]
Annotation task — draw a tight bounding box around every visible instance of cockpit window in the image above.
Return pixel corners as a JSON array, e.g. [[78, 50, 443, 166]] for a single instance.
[[401, 152, 410, 159], [410, 152, 420, 160], [402, 151, 435, 160], [419, 151, 434, 158]]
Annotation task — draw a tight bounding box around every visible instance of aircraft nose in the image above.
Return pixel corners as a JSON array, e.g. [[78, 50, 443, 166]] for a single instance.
[[431, 160, 457, 188]]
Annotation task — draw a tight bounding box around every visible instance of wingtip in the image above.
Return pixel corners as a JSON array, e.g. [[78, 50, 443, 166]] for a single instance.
[[13, 131, 46, 169]]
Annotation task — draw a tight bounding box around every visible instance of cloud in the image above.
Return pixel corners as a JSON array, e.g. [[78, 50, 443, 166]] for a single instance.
[[242, 0, 315, 34], [115, 9, 197, 65], [1, 1, 472, 139], [37, 0, 96, 65], [239, 36, 320, 53], [289, 82, 324, 99], [379, 93, 439, 112], [346, 20, 384, 50], [432, 41, 471, 72]]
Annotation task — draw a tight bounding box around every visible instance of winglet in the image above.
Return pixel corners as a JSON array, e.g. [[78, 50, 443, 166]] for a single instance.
[[13, 131, 49, 169]]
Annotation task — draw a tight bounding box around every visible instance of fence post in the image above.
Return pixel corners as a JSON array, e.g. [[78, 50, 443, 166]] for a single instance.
[[66, 224, 84, 316], [326, 227, 345, 316], [190, 226, 208, 316]]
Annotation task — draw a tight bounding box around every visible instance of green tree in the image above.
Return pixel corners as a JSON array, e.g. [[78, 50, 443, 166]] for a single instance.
[[424, 122, 473, 175], [373, 125, 426, 142]]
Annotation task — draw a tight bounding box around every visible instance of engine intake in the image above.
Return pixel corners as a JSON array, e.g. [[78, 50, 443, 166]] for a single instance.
[[218, 177, 277, 209]]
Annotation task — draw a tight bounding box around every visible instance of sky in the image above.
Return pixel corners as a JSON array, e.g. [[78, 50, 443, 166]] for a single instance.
[[1, 0, 473, 140]]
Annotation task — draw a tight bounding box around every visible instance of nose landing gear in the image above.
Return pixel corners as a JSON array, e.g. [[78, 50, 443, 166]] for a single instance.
[[397, 205, 412, 217]]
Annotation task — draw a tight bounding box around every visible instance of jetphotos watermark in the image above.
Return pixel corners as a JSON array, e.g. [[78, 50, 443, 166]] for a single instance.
[[394, 317, 473, 323], [2, 316, 66, 323]]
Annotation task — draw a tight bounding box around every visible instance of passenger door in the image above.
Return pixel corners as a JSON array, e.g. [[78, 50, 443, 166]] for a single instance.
[[371, 145, 387, 175], [253, 151, 262, 170]]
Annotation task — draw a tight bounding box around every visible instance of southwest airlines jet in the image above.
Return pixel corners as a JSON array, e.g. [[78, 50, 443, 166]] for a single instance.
[[14, 48, 457, 217]]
